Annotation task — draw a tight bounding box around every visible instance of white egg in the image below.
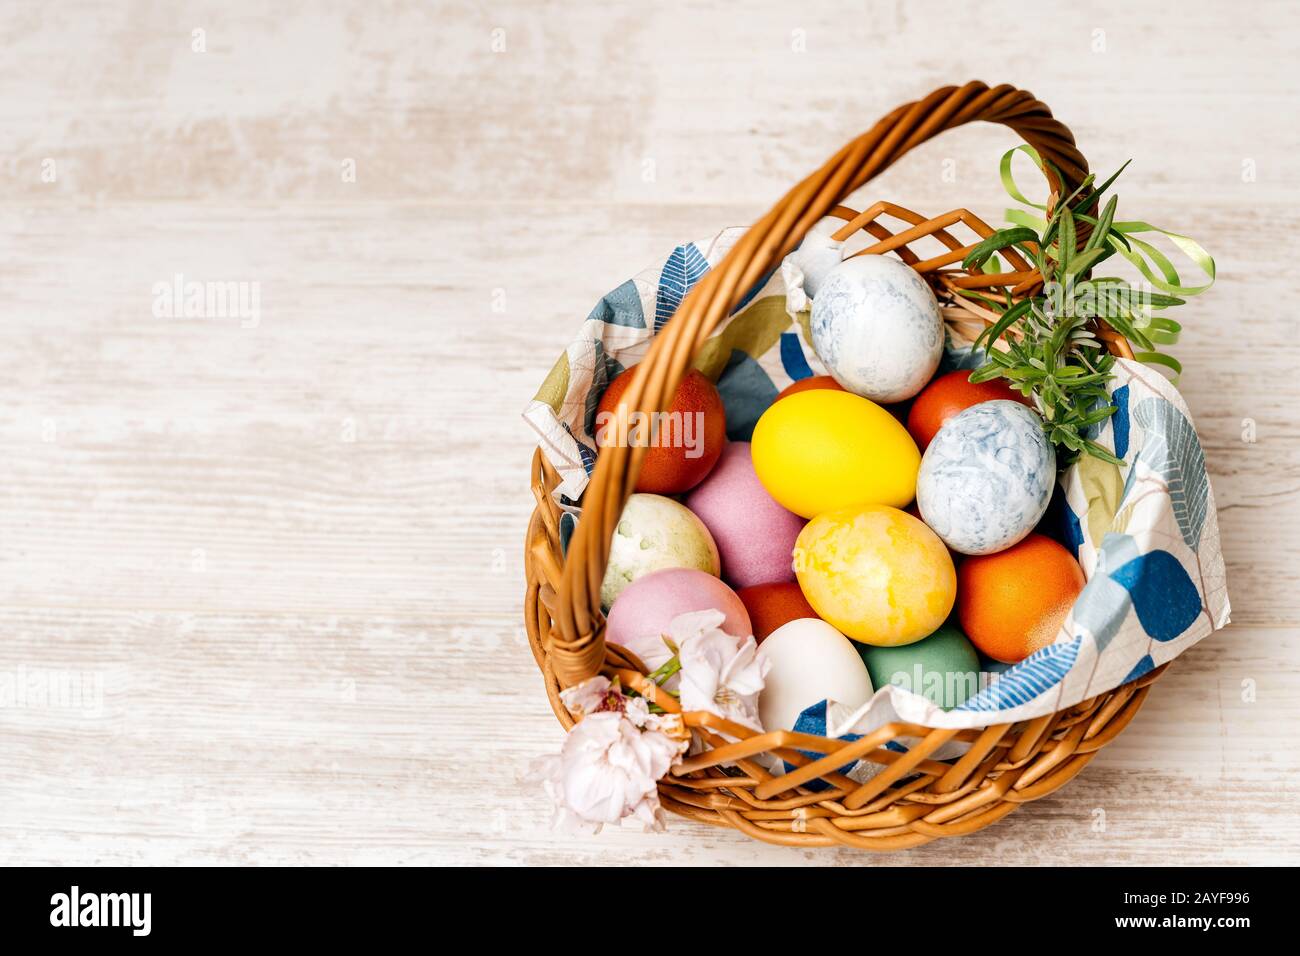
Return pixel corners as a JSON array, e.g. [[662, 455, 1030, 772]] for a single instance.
[[810, 254, 944, 402], [917, 400, 1055, 555], [757, 619, 874, 732]]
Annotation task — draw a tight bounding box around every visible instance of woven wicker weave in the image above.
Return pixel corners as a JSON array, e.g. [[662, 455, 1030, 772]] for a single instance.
[[524, 82, 1167, 849]]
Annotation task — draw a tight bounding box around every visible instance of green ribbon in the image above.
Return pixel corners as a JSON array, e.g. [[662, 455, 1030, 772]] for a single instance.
[[1000, 145, 1050, 210], [996, 145, 1215, 380], [999, 145, 1216, 297]]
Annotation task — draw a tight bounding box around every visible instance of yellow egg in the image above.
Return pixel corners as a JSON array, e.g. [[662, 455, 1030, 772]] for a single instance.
[[795, 505, 956, 646], [752, 390, 919, 518]]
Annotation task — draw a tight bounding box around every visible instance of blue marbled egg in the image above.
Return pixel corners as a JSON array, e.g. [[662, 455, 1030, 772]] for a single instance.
[[917, 400, 1055, 555], [810, 254, 943, 403]]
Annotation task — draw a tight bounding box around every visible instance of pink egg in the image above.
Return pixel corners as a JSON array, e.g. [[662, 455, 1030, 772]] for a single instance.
[[685, 442, 805, 588], [605, 568, 752, 673]]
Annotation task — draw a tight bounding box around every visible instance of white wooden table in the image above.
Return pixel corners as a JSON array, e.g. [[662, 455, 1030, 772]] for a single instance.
[[1, 0, 1296, 865]]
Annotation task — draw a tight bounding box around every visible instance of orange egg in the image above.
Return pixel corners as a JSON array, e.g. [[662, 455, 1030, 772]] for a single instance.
[[957, 534, 1086, 663], [595, 366, 726, 494], [906, 370, 1033, 449], [736, 582, 819, 643], [775, 375, 845, 402]]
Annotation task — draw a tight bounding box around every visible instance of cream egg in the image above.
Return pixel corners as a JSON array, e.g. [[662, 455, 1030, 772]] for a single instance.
[[599, 493, 720, 607], [757, 618, 874, 732]]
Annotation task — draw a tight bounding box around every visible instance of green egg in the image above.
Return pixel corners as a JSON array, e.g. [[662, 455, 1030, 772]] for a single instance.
[[856, 623, 980, 710]]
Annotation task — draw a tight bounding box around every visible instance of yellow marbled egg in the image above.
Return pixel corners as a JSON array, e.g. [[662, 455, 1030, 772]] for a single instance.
[[795, 504, 956, 646]]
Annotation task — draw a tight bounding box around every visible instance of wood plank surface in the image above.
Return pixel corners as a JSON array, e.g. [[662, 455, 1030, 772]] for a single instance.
[[1, 0, 1297, 865]]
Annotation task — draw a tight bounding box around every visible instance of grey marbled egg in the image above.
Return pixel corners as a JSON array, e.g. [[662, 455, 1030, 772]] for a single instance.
[[916, 400, 1055, 555], [809, 254, 943, 403]]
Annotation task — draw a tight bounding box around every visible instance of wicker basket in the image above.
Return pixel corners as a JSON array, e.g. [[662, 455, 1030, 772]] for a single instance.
[[524, 81, 1169, 849]]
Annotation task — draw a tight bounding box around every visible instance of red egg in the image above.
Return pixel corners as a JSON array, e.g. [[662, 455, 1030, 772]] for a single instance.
[[775, 374, 845, 402], [736, 581, 819, 643], [906, 370, 1033, 449], [595, 366, 726, 494]]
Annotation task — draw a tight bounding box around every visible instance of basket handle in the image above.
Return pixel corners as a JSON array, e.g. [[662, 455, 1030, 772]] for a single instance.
[[550, 81, 1090, 687]]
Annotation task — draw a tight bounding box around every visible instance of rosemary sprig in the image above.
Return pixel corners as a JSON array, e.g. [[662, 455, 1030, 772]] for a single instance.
[[960, 162, 1188, 466]]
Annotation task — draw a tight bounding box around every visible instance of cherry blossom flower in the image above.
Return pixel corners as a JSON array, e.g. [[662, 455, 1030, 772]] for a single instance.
[[672, 610, 768, 731], [532, 676, 688, 833]]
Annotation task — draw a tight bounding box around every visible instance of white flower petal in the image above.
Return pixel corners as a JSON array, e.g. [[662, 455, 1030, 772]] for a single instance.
[[559, 675, 615, 718], [531, 707, 689, 833], [675, 613, 769, 732]]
